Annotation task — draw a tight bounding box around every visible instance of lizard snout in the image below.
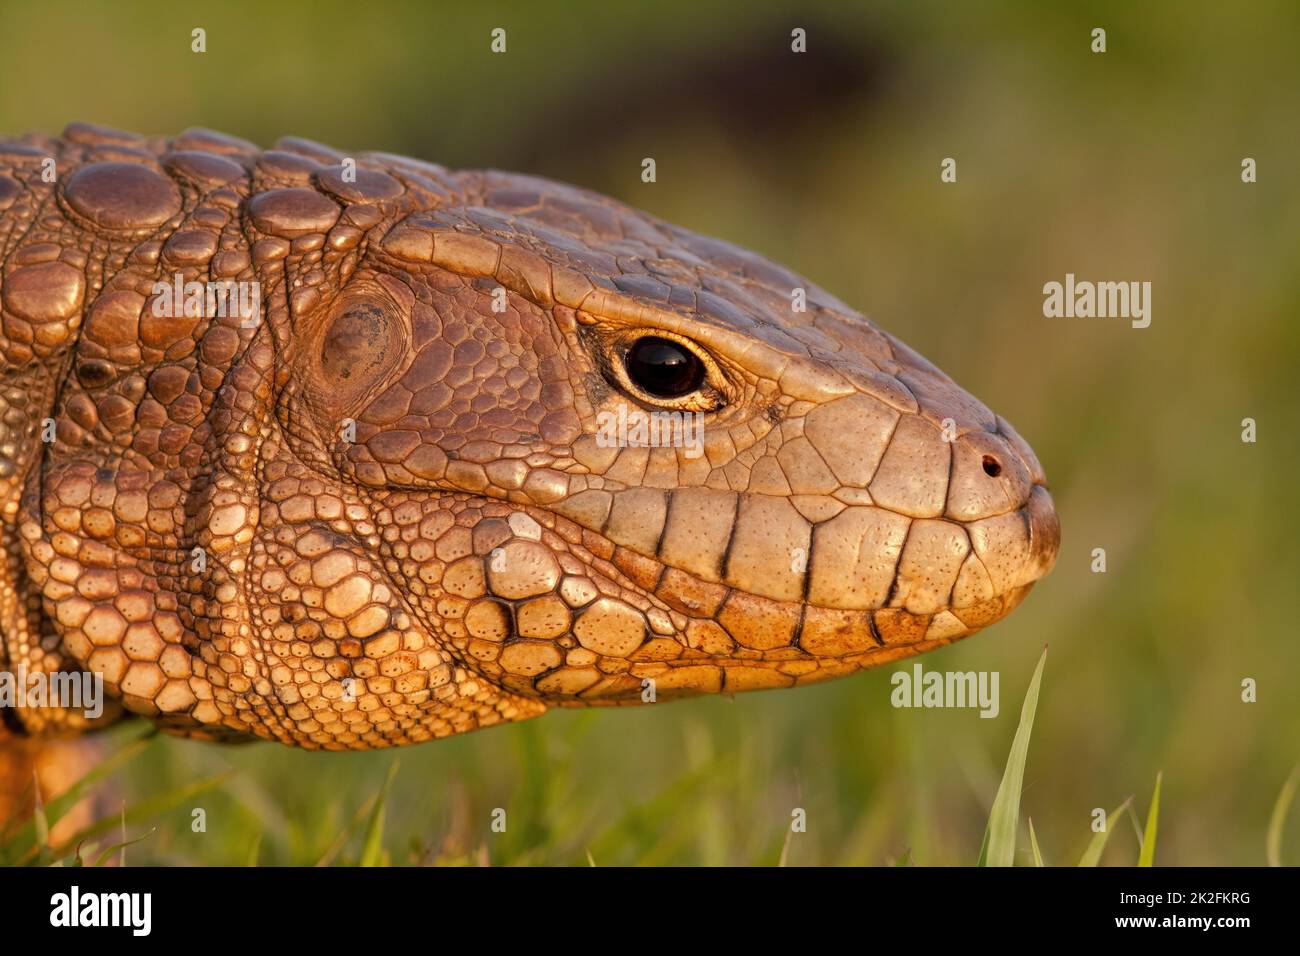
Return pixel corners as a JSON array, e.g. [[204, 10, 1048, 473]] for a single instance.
[[1023, 483, 1061, 587], [941, 422, 1059, 618]]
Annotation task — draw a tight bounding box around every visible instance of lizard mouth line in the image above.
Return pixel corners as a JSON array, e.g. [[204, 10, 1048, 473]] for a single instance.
[[411, 484, 1057, 668]]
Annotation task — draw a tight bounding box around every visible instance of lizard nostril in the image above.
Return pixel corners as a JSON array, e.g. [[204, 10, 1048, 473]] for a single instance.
[[981, 455, 1002, 478]]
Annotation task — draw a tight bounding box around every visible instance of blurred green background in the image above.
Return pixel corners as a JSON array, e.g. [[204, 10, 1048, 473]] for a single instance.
[[2, 0, 1297, 865]]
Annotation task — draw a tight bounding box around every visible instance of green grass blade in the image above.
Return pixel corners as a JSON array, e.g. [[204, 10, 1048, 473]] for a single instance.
[[69, 840, 95, 867], [31, 771, 51, 865], [1266, 765, 1299, 867], [359, 760, 399, 867], [91, 827, 155, 868], [1124, 803, 1144, 843], [1137, 772, 1162, 867], [1077, 797, 1132, 867], [1028, 817, 1045, 866], [979, 645, 1048, 867]]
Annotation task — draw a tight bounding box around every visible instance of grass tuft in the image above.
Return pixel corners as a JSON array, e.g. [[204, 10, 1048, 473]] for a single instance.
[[1028, 817, 1045, 866], [978, 645, 1047, 867], [1266, 765, 1298, 867], [1077, 798, 1132, 867], [359, 760, 399, 867], [1137, 772, 1162, 867]]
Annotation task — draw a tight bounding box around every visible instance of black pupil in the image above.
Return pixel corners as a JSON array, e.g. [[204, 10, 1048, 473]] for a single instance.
[[625, 337, 703, 398]]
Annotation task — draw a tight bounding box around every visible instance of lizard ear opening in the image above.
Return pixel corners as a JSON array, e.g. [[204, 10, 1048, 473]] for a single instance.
[[306, 288, 409, 418], [322, 304, 394, 383]]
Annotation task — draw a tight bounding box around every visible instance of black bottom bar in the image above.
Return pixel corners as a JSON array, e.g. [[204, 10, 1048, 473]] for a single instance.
[[3, 865, 1278, 941]]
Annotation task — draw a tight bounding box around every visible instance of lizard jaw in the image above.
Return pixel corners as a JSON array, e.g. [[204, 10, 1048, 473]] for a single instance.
[[379, 475, 1059, 708]]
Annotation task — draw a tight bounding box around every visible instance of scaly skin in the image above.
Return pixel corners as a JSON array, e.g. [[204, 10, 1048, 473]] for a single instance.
[[0, 123, 1059, 751]]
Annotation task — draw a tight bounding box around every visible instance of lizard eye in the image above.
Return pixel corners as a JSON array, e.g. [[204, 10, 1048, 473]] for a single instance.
[[624, 336, 705, 398]]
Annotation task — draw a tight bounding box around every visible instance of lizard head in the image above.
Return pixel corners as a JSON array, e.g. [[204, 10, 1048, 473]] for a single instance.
[[11, 129, 1056, 750], [257, 164, 1059, 742]]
